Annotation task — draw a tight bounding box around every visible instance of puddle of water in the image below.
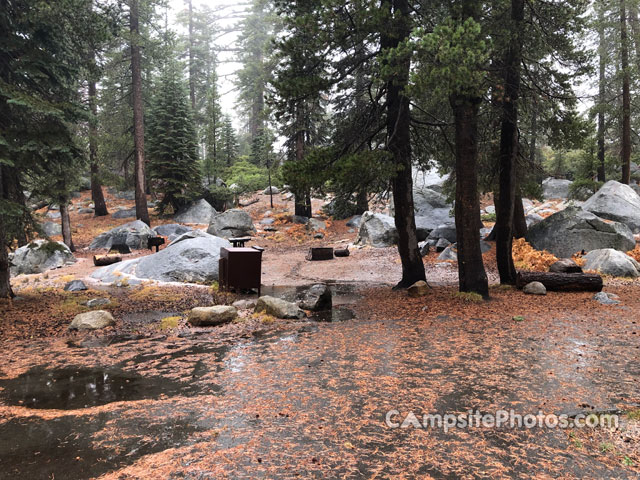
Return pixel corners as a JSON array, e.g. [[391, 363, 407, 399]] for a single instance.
[[0, 409, 209, 480], [0, 365, 208, 410], [309, 306, 356, 322]]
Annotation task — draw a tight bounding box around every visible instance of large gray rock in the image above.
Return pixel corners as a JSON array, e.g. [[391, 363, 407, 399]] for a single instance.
[[583, 249, 640, 277], [69, 311, 115, 330], [167, 229, 211, 247], [255, 296, 305, 319], [89, 220, 154, 251], [114, 190, 135, 200], [582, 180, 640, 233], [389, 186, 451, 217], [543, 178, 572, 199], [299, 284, 332, 311], [91, 233, 231, 284], [135, 234, 231, 283], [526, 206, 636, 258], [355, 211, 398, 247], [152, 223, 193, 241], [188, 306, 237, 326], [174, 199, 217, 224], [9, 240, 76, 276], [414, 187, 449, 213], [207, 209, 256, 238], [428, 223, 457, 244], [415, 210, 455, 240], [41, 221, 61, 237]]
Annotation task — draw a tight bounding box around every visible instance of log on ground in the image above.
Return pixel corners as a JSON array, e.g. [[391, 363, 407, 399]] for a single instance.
[[93, 255, 123, 267], [516, 271, 603, 292]]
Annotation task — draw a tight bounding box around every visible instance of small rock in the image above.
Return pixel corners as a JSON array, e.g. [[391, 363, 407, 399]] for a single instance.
[[346, 216, 362, 228], [86, 298, 110, 308], [408, 280, 430, 297], [593, 292, 620, 305], [69, 310, 115, 330], [549, 258, 583, 273], [292, 215, 309, 225], [307, 218, 327, 231], [435, 238, 451, 252], [78, 208, 95, 215], [255, 296, 305, 319], [112, 207, 136, 219], [418, 241, 430, 257], [313, 233, 324, 239], [188, 306, 238, 326], [64, 280, 87, 292], [232, 299, 258, 310], [299, 284, 332, 311], [263, 186, 280, 195], [523, 281, 547, 295], [46, 211, 61, 219], [485, 205, 496, 215], [260, 218, 275, 225]]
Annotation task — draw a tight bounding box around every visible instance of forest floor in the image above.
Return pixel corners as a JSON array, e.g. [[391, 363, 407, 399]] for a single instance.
[[1, 190, 639, 478]]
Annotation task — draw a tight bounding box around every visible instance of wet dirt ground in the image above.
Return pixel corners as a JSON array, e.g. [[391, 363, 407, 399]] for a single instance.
[[1, 284, 639, 479]]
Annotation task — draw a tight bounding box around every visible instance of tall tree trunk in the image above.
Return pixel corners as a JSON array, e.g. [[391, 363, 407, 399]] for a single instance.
[[529, 94, 541, 185], [356, 188, 368, 214], [293, 105, 311, 218], [0, 166, 14, 299], [496, 0, 524, 285], [89, 80, 109, 216], [451, 95, 489, 298], [130, 0, 150, 225], [381, 0, 426, 289], [188, 0, 196, 111], [597, 5, 607, 183], [621, 0, 632, 185], [3, 166, 28, 246], [513, 191, 527, 238], [60, 200, 75, 252]]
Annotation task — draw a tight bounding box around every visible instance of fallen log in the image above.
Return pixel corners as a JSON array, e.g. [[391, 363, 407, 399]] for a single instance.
[[239, 198, 259, 207], [93, 254, 122, 267], [516, 271, 603, 292]]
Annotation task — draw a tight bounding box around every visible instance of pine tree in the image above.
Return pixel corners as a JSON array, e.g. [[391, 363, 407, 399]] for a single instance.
[[147, 58, 202, 214], [0, 0, 93, 297], [219, 116, 239, 167], [202, 69, 224, 185]]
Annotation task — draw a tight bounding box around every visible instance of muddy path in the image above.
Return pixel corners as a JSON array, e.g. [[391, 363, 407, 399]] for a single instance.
[[1, 285, 639, 479]]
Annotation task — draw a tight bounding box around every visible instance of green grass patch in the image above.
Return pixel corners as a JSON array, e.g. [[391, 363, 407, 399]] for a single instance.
[[453, 292, 484, 303]]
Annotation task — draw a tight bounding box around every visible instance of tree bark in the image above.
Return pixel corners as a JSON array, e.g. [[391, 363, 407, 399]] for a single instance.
[[621, 0, 632, 185], [60, 200, 75, 252], [0, 166, 14, 298], [513, 191, 528, 238], [451, 94, 489, 298], [381, 0, 426, 289], [356, 188, 368, 214], [516, 271, 603, 292], [188, 0, 196, 111], [130, 0, 150, 225], [293, 104, 312, 218], [496, 0, 524, 285], [89, 80, 108, 216], [597, 5, 607, 183]]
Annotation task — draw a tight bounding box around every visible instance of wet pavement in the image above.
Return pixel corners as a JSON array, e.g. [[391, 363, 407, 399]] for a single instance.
[[0, 285, 639, 479]]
